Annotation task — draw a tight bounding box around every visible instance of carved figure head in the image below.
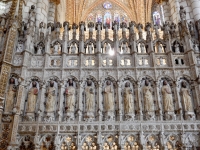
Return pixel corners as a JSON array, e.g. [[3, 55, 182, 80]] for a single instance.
[[32, 81, 37, 87], [68, 79, 73, 86], [163, 80, 168, 86], [106, 80, 111, 85], [87, 80, 92, 86], [50, 81, 54, 87], [30, 5, 35, 10], [125, 82, 130, 87], [182, 81, 187, 88], [145, 80, 149, 86], [9, 78, 15, 84]]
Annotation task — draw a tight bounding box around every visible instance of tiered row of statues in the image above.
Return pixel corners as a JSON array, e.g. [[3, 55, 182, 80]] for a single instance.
[[1, 4, 200, 150], [4, 76, 196, 122]]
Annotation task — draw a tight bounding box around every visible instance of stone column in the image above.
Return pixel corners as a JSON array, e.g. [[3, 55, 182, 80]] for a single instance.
[[117, 83, 122, 121], [96, 22, 102, 53], [155, 81, 163, 120], [193, 82, 200, 119], [77, 82, 83, 121], [0, 0, 19, 132], [58, 83, 65, 121], [97, 82, 103, 121], [8, 85, 24, 148], [38, 84, 46, 121], [47, 2, 56, 24], [136, 82, 143, 120], [191, 0, 200, 21], [174, 81, 183, 120]]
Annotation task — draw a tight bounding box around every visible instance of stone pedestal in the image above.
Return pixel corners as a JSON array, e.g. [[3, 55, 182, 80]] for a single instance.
[[164, 111, 176, 120]]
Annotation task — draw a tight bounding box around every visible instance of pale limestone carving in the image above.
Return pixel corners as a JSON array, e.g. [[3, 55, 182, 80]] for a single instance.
[[4, 78, 17, 112], [87, 42, 94, 54], [85, 80, 94, 112], [66, 79, 75, 112], [143, 80, 154, 112], [104, 81, 114, 112], [46, 81, 56, 112], [162, 80, 174, 112], [123, 82, 134, 114], [175, 42, 180, 53], [181, 82, 193, 112], [140, 43, 145, 53], [26, 81, 38, 113]]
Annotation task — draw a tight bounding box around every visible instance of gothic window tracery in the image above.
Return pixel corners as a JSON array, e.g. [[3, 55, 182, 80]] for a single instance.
[[139, 57, 149, 66], [121, 58, 131, 66], [156, 57, 167, 66], [69, 42, 78, 54], [51, 41, 62, 54], [138, 43, 146, 53], [85, 57, 95, 67], [172, 41, 184, 53], [102, 58, 113, 67], [104, 12, 112, 28], [67, 59, 78, 67], [153, 11, 161, 26]]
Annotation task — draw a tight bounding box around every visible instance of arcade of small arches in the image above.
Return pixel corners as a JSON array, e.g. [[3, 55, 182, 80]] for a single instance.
[[1, 3, 200, 150]]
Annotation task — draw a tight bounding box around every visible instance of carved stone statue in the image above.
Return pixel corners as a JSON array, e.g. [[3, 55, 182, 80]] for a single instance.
[[194, 43, 199, 53], [26, 81, 38, 113], [122, 42, 128, 53], [71, 42, 77, 54], [124, 82, 134, 114], [28, 5, 36, 27], [88, 42, 94, 54], [157, 42, 163, 53], [189, 21, 195, 38], [161, 80, 174, 112], [105, 43, 111, 54], [140, 43, 145, 53], [37, 43, 44, 54], [179, 6, 186, 21], [170, 22, 177, 38], [85, 80, 94, 112], [104, 80, 114, 112], [16, 40, 24, 52], [5, 78, 17, 112], [143, 80, 154, 112], [46, 81, 56, 112], [66, 79, 75, 112], [181, 82, 193, 112], [175, 42, 180, 53], [54, 42, 61, 54]]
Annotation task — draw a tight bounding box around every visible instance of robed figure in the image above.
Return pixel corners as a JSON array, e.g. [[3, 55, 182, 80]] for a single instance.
[[161, 80, 174, 112], [66, 79, 75, 112], [46, 81, 56, 112], [27, 81, 38, 113], [124, 82, 134, 114], [181, 81, 193, 112], [143, 80, 154, 112], [104, 81, 114, 112], [5, 78, 17, 112], [85, 80, 94, 112]]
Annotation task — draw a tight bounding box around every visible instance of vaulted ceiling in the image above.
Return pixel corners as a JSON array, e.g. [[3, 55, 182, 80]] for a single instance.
[[64, 0, 163, 25]]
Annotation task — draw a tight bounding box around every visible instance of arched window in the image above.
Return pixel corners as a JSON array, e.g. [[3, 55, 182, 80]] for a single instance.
[[96, 14, 103, 22], [114, 13, 120, 24], [104, 12, 112, 27], [153, 11, 161, 26]]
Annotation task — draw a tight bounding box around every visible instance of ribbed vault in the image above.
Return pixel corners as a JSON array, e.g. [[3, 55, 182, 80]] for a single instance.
[[64, 0, 162, 25]]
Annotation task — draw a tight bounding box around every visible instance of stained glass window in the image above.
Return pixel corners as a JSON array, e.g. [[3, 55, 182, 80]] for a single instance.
[[103, 2, 112, 9]]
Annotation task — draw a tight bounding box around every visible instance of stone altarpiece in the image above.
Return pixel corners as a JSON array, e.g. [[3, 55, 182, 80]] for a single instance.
[[0, 3, 200, 150]]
